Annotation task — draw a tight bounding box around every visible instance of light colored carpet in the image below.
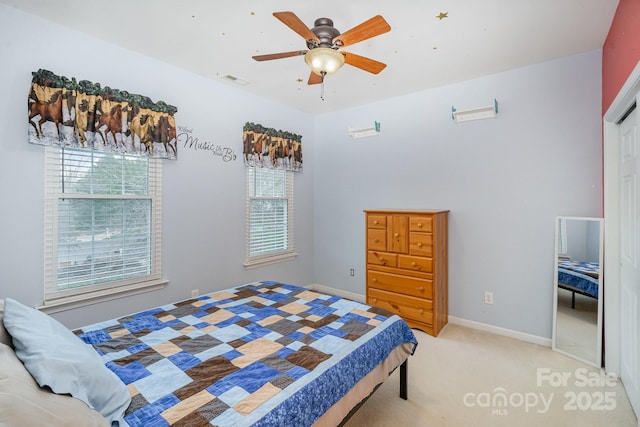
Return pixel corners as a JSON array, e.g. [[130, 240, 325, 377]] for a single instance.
[[555, 288, 598, 364], [344, 324, 638, 427]]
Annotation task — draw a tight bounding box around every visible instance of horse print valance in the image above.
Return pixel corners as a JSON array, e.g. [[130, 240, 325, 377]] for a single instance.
[[28, 69, 178, 159], [243, 122, 303, 172]]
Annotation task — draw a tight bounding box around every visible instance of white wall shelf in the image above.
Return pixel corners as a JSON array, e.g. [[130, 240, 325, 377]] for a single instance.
[[349, 121, 381, 138], [452, 99, 498, 123]]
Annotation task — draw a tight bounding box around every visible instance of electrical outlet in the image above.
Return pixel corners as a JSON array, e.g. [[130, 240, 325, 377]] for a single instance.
[[191, 289, 199, 297], [349, 268, 355, 277], [484, 291, 494, 305]]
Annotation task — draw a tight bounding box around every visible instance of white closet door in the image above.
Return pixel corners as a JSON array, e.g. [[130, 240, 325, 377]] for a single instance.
[[619, 105, 640, 419]]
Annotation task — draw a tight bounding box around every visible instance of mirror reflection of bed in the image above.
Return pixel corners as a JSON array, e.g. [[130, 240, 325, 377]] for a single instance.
[[552, 217, 603, 367]]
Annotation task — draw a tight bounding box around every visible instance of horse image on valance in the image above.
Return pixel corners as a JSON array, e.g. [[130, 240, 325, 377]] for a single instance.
[[28, 69, 178, 159], [243, 122, 303, 172]]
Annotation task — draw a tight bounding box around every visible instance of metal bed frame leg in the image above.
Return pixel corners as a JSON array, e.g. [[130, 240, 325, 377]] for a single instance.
[[400, 360, 407, 400]]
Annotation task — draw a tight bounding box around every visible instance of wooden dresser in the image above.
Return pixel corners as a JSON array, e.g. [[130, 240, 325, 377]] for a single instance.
[[364, 209, 449, 336]]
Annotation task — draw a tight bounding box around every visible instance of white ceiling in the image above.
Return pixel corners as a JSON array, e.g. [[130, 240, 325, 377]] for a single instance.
[[1, 0, 619, 114]]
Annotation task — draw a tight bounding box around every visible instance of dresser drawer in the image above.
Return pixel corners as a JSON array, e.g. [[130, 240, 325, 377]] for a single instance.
[[368, 288, 433, 325], [367, 215, 387, 229], [367, 251, 397, 267], [368, 270, 433, 299], [367, 229, 387, 251], [410, 216, 432, 232], [398, 255, 433, 273], [410, 232, 433, 256]]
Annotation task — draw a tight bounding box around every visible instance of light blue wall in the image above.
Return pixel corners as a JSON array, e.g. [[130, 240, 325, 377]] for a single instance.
[[0, 5, 315, 328], [0, 4, 603, 339], [564, 219, 601, 264], [312, 50, 603, 338]]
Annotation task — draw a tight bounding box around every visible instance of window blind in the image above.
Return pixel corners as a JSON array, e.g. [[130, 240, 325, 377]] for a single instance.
[[558, 218, 568, 255], [44, 147, 163, 303], [245, 167, 295, 266]]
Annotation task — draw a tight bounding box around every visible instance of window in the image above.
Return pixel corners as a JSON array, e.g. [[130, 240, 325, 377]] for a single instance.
[[44, 147, 165, 308], [558, 218, 568, 255], [245, 167, 296, 267]]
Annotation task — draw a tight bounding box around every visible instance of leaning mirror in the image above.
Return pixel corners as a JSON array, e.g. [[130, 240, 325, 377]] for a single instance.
[[552, 216, 603, 367]]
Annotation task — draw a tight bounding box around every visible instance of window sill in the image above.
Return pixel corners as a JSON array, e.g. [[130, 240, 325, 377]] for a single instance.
[[38, 278, 169, 314], [244, 252, 298, 269]]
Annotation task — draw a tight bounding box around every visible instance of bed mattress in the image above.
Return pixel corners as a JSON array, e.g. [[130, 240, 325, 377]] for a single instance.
[[74, 281, 417, 426]]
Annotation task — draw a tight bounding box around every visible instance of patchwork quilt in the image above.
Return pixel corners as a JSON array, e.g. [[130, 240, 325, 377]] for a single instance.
[[74, 281, 417, 426]]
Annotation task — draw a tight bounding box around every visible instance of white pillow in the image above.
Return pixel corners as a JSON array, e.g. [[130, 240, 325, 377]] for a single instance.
[[0, 343, 109, 427], [0, 300, 12, 347], [2, 298, 131, 426]]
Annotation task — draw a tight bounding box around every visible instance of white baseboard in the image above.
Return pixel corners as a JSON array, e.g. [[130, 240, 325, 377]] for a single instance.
[[308, 283, 551, 348], [307, 283, 365, 303], [447, 315, 551, 347]]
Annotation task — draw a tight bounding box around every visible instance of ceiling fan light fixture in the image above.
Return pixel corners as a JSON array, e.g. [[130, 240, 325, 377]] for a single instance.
[[305, 48, 345, 76]]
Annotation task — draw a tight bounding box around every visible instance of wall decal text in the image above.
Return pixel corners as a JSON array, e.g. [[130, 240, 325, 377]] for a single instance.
[[177, 126, 237, 162]]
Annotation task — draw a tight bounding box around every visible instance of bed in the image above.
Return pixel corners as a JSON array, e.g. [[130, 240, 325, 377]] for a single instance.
[[0, 281, 417, 426], [557, 259, 600, 308]]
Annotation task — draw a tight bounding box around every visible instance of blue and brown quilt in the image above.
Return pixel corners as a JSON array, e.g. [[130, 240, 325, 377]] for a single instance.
[[74, 281, 417, 426], [558, 260, 599, 299]]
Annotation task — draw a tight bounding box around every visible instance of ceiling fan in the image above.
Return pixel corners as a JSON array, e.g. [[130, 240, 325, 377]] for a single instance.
[[252, 11, 391, 86]]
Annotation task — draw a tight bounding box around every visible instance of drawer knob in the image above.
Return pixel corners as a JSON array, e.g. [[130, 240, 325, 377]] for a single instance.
[[373, 298, 378, 303], [417, 243, 423, 247], [411, 261, 417, 266], [374, 239, 379, 243], [394, 233, 399, 237], [372, 278, 378, 282], [417, 223, 422, 227], [419, 308, 424, 314], [373, 220, 379, 225], [419, 287, 424, 292]]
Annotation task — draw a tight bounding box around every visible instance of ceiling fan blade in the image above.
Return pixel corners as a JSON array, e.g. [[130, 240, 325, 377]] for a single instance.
[[273, 11, 320, 43], [252, 50, 308, 61], [308, 71, 323, 85], [333, 15, 391, 47], [343, 52, 387, 74]]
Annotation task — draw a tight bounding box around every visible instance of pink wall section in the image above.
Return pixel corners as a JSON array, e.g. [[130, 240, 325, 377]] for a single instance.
[[602, 0, 640, 114]]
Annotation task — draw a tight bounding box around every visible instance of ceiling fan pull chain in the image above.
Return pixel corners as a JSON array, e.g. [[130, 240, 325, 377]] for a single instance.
[[320, 71, 326, 100]]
